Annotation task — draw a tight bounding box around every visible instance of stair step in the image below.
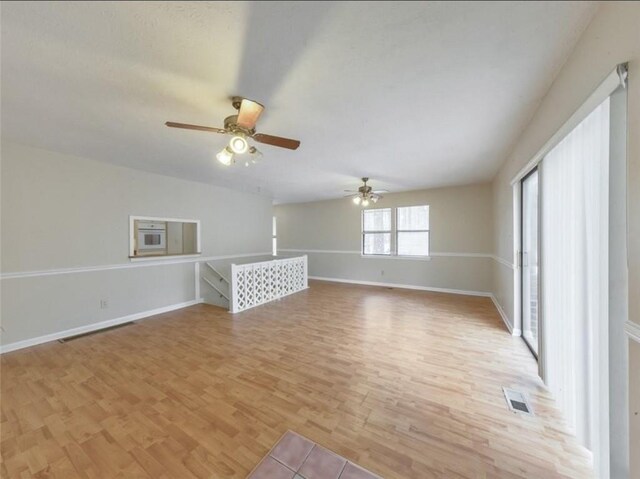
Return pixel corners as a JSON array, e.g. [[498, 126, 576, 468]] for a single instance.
[[205, 262, 230, 284], [202, 276, 229, 300]]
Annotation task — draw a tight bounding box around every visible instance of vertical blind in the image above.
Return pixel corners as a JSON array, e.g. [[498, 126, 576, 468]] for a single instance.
[[541, 97, 610, 452]]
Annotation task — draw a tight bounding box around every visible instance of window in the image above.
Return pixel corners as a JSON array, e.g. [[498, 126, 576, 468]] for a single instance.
[[396, 205, 429, 256], [362, 208, 391, 255], [129, 216, 201, 259], [272, 216, 277, 256], [361, 206, 429, 257]]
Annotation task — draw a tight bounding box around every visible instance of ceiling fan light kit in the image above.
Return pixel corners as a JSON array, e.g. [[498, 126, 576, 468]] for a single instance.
[[229, 135, 249, 154], [345, 178, 387, 207], [166, 96, 300, 168], [242, 148, 262, 167], [216, 146, 234, 166]]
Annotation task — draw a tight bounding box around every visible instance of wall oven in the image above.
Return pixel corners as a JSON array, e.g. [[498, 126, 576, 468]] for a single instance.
[[136, 221, 166, 254]]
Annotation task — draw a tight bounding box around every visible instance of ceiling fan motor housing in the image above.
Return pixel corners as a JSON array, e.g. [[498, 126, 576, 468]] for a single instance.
[[231, 96, 244, 110], [224, 115, 254, 135]]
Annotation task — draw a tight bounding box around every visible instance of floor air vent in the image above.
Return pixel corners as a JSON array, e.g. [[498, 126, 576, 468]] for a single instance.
[[502, 387, 533, 415], [58, 322, 134, 343]]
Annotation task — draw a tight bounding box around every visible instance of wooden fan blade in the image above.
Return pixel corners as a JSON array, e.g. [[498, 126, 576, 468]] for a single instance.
[[236, 99, 264, 129], [165, 122, 227, 134], [253, 133, 300, 150], [344, 194, 358, 198], [372, 190, 389, 193]]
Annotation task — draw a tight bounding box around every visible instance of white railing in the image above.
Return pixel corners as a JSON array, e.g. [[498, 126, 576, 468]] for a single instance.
[[230, 255, 308, 313]]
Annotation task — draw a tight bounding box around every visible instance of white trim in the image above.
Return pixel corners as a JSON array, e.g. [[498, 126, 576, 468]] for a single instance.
[[0, 252, 271, 280], [129, 215, 201, 258], [129, 215, 201, 223], [280, 248, 493, 259], [491, 294, 520, 336], [308, 276, 515, 336], [0, 299, 204, 354], [281, 248, 359, 254], [430, 252, 491, 258], [309, 275, 491, 297], [130, 253, 202, 263], [491, 255, 516, 270], [194, 263, 200, 301], [360, 254, 432, 261], [280, 248, 516, 268], [625, 321, 640, 343], [513, 182, 524, 342], [511, 67, 624, 185]]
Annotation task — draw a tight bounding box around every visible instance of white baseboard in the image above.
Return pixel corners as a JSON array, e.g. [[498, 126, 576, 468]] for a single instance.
[[0, 299, 204, 354], [309, 275, 492, 297], [308, 276, 516, 336], [1, 284, 521, 353], [490, 294, 519, 336]]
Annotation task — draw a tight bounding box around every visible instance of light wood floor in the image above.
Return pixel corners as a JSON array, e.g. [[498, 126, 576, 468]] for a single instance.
[[1, 280, 593, 478]]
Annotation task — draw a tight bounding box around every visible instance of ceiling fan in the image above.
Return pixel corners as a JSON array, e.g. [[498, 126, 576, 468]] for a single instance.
[[344, 178, 388, 206], [166, 97, 301, 166]]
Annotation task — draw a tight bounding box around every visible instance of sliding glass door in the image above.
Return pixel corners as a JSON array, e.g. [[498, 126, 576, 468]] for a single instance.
[[521, 168, 539, 357]]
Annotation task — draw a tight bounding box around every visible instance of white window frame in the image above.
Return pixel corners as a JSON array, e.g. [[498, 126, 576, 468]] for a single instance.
[[128, 215, 201, 262], [361, 205, 430, 258], [361, 208, 392, 256], [395, 205, 430, 258]]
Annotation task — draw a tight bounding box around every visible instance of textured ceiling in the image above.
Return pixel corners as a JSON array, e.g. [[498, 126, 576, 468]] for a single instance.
[[1, 1, 598, 203]]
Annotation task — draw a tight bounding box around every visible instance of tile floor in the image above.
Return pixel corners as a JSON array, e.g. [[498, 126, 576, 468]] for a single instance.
[[248, 431, 381, 479]]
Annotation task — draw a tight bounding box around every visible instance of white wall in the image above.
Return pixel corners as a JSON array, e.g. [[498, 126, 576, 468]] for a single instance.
[[275, 183, 495, 295], [0, 142, 273, 349], [490, 3, 640, 477], [491, 2, 639, 328]]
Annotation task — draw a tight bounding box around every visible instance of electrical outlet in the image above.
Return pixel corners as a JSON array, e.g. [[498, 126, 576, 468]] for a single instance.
[[100, 299, 108, 309]]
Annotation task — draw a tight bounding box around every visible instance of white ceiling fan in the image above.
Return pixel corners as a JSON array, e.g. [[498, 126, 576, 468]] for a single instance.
[[344, 178, 388, 206]]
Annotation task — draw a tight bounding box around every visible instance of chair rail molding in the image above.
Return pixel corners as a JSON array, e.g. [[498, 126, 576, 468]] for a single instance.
[[280, 248, 499, 259], [278, 248, 516, 269], [0, 252, 272, 280]]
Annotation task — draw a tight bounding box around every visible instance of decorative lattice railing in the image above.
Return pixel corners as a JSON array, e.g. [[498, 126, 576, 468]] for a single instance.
[[230, 255, 308, 313]]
